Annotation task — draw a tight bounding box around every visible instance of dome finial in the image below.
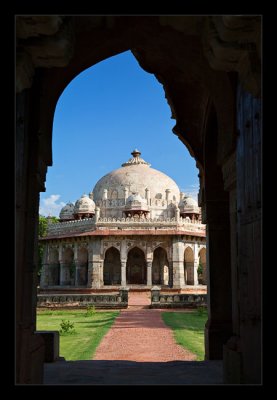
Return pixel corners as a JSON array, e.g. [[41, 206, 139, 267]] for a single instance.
[[122, 149, 151, 167], [131, 149, 141, 158]]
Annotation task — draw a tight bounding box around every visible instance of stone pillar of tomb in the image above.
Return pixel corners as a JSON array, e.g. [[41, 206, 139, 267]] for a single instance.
[[172, 237, 185, 288]]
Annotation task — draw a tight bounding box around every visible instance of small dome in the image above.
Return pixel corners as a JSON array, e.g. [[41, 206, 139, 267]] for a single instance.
[[74, 194, 95, 215], [179, 196, 199, 214], [126, 192, 148, 206], [125, 192, 149, 214], [59, 202, 75, 220]]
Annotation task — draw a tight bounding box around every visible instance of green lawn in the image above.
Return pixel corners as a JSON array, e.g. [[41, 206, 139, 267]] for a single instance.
[[162, 310, 207, 360], [37, 309, 119, 360]]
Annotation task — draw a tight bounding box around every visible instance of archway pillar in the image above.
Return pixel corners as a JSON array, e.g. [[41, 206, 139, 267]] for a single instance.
[[120, 259, 127, 286], [87, 243, 93, 287], [90, 239, 103, 288], [40, 263, 49, 287], [147, 260, 152, 287], [222, 151, 243, 381], [120, 240, 127, 286], [193, 243, 199, 286], [172, 237, 185, 288], [91, 261, 103, 288], [75, 261, 83, 286], [146, 245, 153, 287], [204, 200, 232, 360]]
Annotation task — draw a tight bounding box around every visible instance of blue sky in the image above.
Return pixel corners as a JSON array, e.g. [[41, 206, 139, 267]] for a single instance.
[[39, 51, 199, 216]]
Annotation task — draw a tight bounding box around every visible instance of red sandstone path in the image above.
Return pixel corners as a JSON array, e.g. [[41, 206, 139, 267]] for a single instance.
[[93, 292, 196, 362]]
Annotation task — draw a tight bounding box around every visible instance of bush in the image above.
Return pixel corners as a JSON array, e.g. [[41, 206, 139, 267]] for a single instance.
[[85, 305, 96, 317], [196, 306, 206, 316], [59, 319, 76, 335]]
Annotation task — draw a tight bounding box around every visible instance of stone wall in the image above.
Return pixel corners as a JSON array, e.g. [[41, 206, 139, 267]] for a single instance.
[[37, 288, 129, 309], [150, 287, 207, 308]]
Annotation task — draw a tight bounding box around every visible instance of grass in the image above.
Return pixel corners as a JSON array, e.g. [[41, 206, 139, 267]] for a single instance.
[[36, 309, 119, 360], [162, 310, 207, 360]]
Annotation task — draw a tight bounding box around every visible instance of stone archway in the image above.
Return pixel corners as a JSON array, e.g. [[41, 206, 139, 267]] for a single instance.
[[152, 247, 169, 286], [103, 247, 121, 285], [127, 247, 146, 285], [15, 16, 261, 384]]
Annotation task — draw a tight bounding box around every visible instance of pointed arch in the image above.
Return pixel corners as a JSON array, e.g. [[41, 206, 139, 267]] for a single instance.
[[103, 247, 121, 285], [184, 246, 194, 285], [199, 247, 207, 285], [152, 247, 169, 286], [48, 248, 60, 286], [127, 247, 146, 285]]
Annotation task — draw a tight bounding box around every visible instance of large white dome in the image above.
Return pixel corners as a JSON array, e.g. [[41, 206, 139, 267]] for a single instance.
[[93, 150, 180, 203]]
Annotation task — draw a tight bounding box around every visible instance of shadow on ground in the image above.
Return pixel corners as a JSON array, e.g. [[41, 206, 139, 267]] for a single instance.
[[44, 360, 223, 385]]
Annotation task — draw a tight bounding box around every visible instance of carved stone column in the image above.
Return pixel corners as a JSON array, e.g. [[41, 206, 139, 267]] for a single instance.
[[74, 243, 78, 286], [168, 261, 173, 288], [121, 260, 127, 286], [40, 263, 49, 287], [193, 243, 199, 286], [91, 262, 101, 289], [172, 237, 185, 288], [91, 238, 102, 288], [75, 262, 82, 286], [87, 242, 93, 287], [147, 261, 152, 287]]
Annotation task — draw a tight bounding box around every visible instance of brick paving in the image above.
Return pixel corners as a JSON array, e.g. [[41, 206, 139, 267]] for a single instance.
[[93, 291, 196, 362]]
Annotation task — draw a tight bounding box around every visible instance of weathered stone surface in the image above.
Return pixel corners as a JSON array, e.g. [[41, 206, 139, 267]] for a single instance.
[[16, 16, 63, 39], [36, 331, 60, 362]]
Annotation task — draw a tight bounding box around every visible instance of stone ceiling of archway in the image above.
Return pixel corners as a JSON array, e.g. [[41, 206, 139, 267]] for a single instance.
[[16, 15, 260, 167]]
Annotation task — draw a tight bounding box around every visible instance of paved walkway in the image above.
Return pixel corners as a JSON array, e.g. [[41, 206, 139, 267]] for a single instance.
[[93, 309, 196, 362], [93, 292, 196, 362]]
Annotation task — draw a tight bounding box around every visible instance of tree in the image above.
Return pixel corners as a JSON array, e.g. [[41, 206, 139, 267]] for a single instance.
[[38, 215, 59, 284]]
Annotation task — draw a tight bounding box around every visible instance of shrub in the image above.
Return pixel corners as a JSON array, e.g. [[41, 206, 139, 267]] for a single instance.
[[60, 319, 76, 335], [196, 306, 206, 316], [85, 305, 96, 317]]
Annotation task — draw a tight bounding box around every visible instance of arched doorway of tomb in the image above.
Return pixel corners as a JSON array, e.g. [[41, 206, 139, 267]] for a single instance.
[[152, 247, 169, 286], [61, 247, 74, 286], [48, 248, 60, 286], [103, 247, 121, 285], [77, 247, 88, 286], [198, 247, 207, 285], [127, 247, 146, 285], [184, 246, 194, 285]]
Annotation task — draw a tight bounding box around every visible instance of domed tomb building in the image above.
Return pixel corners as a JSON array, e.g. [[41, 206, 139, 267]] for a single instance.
[[40, 150, 206, 289]]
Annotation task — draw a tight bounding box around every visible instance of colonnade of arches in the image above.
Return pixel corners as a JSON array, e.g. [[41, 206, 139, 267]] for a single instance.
[[42, 247, 88, 287], [43, 244, 206, 288], [103, 245, 206, 287]]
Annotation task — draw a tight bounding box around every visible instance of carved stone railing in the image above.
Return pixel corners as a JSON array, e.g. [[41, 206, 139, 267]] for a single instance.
[[47, 217, 96, 235], [46, 216, 205, 236], [97, 217, 205, 234], [150, 287, 207, 308], [37, 288, 129, 309]]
